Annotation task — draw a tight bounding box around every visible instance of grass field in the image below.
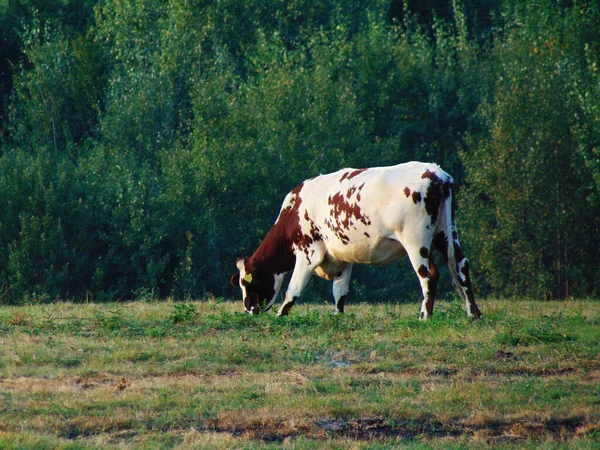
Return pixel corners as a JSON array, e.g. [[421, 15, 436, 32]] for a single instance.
[[0, 298, 599, 449]]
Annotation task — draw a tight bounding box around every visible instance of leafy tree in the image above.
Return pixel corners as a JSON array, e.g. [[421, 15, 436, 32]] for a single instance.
[[1, 0, 599, 304], [9, 24, 102, 156], [461, 0, 600, 298]]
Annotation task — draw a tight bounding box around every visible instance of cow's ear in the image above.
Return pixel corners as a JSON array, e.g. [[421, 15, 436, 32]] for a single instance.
[[230, 273, 240, 287], [236, 258, 246, 271]]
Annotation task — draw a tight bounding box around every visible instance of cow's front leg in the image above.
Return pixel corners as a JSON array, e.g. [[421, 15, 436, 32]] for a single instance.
[[276, 255, 318, 317], [332, 264, 353, 314], [277, 291, 298, 317]]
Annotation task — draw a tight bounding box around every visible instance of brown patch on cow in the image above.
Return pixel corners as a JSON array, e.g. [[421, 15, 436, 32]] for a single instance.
[[418, 259, 438, 281], [290, 210, 323, 264], [443, 180, 452, 199], [263, 183, 321, 265], [433, 231, 449, 261], [421, 170, 437, 181], [451, 251, 482, 319], [236, 182, 310, 310], [412, 191, 422, 204], [453, 242, 465, 264], [429, 257, 439, 280], [349, 169, 367, 179], [460, 259, 470, 278], [364, 232, 370, 238], [425, 257, 439, 316], [356, 183, 365, 201], [423, 172, 442, 223], [328, 192, 371, 228], [304, 210, 322, 242], [326, 190, 371, 244], [404, 187, 411, 197], [346, 186, 357, 198], [340, 168, 367, 182], [278, 297, 296, 316], [288, 183, 304, 208], [325, 217, 350, 244], [422, 171, 453, 226], [420, 247, 429, 259]]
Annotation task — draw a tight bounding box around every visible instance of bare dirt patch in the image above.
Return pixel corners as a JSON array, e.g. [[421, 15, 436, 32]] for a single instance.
[[190, 414, 599, 445]]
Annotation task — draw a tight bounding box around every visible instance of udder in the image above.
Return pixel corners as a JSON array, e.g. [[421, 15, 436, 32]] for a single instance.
[[314, 253, 350, 280]]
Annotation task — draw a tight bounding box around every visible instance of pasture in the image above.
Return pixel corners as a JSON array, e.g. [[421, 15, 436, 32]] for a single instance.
[[0, 298, 599, 449]]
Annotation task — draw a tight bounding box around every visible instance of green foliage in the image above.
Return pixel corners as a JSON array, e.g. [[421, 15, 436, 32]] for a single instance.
[[8, 11, 102, 155], [0, 0, 599, 303], [169, 303, 197, 324], [460, 1, 600, 298]]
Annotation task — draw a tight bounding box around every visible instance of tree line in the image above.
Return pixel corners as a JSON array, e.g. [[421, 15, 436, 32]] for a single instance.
[[0, 0, 598, 304]]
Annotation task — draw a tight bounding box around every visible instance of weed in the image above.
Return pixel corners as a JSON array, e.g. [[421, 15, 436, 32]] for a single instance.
[[169, 303, 197, 324], [93, 309, 123, 334]]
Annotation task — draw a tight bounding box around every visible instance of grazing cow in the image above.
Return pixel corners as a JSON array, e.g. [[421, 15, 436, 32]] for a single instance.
[[230, 162, 482, 320]]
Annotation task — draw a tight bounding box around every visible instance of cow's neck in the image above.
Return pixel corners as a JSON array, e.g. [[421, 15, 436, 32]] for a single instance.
[[248, 218, 296, 276]]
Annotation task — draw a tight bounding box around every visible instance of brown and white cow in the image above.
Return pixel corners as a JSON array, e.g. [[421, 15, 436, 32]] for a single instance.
[[230, 162, 482, 320]]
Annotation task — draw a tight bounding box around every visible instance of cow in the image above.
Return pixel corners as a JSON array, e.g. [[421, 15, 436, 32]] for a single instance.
[[230, 162, 482, 320]]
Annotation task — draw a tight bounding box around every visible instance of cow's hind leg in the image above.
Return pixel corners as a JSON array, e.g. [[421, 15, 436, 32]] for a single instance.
[[406, 245, 439, 320], [332, 264, 353, 314], [434, 225, 482, 319], [452, 244, 482, 319]]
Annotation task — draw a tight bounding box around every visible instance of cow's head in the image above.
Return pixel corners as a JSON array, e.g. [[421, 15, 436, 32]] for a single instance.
[[230, 258, 284, 314]]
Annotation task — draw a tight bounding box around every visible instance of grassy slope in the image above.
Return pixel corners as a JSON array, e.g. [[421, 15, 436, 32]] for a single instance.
[[0, 298, 599, 449]]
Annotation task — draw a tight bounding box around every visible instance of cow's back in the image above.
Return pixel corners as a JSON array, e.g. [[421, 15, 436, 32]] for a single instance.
[[286, 162, 449, 265]]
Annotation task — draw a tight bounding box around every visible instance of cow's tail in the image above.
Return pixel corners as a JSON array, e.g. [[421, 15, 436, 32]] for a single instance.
[[436, 178, 463, 293]]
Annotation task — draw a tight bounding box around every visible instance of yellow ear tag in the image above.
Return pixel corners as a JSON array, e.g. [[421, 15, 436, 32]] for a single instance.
[[243, 273, 253, 284]]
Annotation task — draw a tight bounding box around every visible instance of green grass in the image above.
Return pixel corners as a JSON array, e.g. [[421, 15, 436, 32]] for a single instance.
[[0, 298, 599, 449]]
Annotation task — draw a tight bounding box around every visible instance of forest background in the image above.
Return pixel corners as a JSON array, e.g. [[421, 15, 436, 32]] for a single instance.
[[0, 0, 599, 305]]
